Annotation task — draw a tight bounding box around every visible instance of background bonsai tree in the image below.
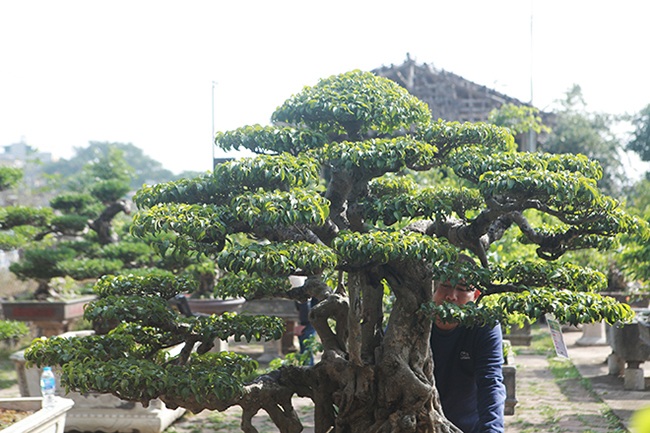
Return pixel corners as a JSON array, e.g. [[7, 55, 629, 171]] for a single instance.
[[7, 148, 144, 299], [26, 71, 644, 433], [0, 166, 35, 340]]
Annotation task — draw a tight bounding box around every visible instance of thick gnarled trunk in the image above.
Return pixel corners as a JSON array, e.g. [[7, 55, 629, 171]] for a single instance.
[[299, 264, 461, 433]]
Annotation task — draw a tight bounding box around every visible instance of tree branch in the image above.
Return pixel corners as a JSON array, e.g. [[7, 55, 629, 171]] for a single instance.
[[310, 294, 349, 354], [88, 199, 131, 244], [324, 168, 352, 230]]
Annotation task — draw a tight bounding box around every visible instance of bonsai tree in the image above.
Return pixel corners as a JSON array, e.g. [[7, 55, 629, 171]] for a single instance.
[[26, 71, 644, 433], [0, 318, 28, 342], [0, 166, 34, 340], [7, 148, 141, 299]]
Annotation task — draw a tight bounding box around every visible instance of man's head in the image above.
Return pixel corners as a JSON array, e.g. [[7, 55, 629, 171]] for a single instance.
[[433, 279, 480, 307], [432, 254, 480, 329]]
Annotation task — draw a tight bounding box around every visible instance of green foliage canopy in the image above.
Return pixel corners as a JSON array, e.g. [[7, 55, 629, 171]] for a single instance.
[[25, 70, 646, 432]]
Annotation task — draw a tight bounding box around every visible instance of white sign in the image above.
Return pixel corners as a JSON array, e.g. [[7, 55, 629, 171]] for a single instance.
[[546, 314, 569, 358]]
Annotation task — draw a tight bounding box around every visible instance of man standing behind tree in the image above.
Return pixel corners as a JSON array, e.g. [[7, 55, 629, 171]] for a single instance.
[[431, 256, 506, 433]]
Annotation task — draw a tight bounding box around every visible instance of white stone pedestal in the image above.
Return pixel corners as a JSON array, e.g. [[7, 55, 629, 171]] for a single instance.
[[576, 321, 607, 346], [211, 338, 229, 352], [257, 339, 283, 363]]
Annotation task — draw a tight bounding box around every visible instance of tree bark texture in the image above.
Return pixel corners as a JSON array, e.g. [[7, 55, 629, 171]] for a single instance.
[[195, 261, 462, 433]]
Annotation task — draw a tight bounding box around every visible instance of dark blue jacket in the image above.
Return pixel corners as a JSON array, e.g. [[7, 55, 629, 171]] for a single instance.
[[431, 323, 506, 433]]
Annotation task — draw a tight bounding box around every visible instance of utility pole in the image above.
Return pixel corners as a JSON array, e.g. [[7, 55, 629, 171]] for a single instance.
[[527, 0, 537, 152], [212, 80, 217, 169]]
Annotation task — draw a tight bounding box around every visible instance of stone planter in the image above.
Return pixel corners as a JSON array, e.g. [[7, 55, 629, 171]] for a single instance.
[[0, 397, 74, 433], [503, 322, 532, 346], [606, 309, 650, 390], [1, 296, 96, 337], [240, 299, 300, 362], [11, 331, 185, 433], [185, 297, 245, 315], [601, 291, 650, 309]]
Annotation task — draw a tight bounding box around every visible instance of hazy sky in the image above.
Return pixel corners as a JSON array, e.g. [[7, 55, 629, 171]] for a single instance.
[[1, 1, 648, 174]]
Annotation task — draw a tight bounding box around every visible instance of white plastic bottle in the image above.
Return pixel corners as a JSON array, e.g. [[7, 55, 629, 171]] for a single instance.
[[39, 366, 56, 409]]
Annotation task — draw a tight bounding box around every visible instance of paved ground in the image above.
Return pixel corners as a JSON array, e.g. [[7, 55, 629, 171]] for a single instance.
[[556, 325, 650, 432], [504, 325, 636, 433], [168, 323, 650, 432]]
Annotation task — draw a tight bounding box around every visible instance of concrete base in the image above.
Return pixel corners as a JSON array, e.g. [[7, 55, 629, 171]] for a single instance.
[[624, 367, 646, 391], [576, 321, 607, 346], [606, 351, 647, 390], [257, 339, 284, 363], [505, 322, 532, 346], [502, 365, 517, 415], [607, 352, 625, 376], [211, 338, 229, 352], [606, 311, 650, 390]]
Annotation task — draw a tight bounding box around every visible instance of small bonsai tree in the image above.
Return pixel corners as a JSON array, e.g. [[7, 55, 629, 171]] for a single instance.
[[26, 71, 644, 432]]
